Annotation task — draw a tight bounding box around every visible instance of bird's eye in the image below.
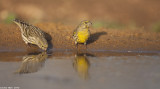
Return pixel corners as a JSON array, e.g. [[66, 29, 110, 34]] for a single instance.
[[83, 22, 87, 24]]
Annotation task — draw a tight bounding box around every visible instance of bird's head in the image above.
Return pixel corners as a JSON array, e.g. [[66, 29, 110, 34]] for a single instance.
[[79, 20, 92, 29], [37, 38, 48, 51]]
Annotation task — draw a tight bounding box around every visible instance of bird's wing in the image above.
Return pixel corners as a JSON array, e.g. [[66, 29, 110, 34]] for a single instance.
[[26, 26, 44, 38]]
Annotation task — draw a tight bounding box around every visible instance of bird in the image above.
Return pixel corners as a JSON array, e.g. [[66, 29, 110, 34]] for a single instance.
[[13, 18, 48, 50], [73, 20, 92, 48], [73, 53, 90, 79], [16, 52, 47, 74]]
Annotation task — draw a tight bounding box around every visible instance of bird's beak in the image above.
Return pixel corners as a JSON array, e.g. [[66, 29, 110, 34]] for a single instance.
[[90, 22, 92, 25], [88, 22, 92, 27]]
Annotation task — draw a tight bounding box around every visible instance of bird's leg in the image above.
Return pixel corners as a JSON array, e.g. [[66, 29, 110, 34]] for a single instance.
[[24, 41, 28, 44], [24, 41, 31, 47], [75, 41, 78, 48], [84, 42, 87, 49], [28, 43, 32, 47], [76, 43, 78, 49]]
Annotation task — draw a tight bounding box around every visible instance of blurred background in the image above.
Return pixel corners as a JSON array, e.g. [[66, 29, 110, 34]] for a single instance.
[[0, 0, 160, 31]]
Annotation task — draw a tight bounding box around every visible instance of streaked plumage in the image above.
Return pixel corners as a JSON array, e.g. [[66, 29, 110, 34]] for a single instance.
[[73, 53, 90, 79], [73, 20, 92, 47], [16, 52, 47, 74], [13, 19, 48, 50]]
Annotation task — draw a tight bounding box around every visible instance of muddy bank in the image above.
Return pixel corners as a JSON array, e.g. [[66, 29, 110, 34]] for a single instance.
[[0, 23, 160, 52]]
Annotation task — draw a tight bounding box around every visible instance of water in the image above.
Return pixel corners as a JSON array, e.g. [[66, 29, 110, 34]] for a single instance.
[[0, 51, 160, 89]]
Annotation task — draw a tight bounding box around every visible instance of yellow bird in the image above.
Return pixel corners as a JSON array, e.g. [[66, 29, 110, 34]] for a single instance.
[[73, 20, 92, 48]]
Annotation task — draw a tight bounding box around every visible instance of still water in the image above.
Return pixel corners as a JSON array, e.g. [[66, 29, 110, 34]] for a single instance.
[[0, 51, 160, 89]]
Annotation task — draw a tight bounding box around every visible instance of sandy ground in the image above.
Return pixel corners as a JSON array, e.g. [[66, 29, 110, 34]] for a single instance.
[[0, 23, 160, 53]]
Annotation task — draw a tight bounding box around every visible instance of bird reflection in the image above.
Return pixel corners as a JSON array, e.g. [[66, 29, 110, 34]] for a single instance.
[[16, 52, 48, 74], [73, 53, 90, 80]]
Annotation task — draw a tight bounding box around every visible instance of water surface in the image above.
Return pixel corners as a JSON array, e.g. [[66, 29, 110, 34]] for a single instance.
[[0, 51, 160, 89]]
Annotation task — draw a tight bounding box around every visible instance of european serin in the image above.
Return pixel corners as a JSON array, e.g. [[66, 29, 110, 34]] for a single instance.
[[73, 20, 92, 48]]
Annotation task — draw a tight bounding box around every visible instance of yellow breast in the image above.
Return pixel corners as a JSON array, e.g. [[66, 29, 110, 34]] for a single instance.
[[77, 29, 90, 43]]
